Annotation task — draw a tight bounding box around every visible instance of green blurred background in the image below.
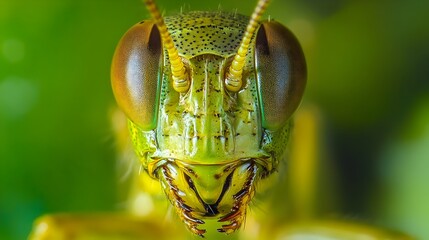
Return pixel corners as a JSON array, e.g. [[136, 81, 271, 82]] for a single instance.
[[1, 0, 428, 239]]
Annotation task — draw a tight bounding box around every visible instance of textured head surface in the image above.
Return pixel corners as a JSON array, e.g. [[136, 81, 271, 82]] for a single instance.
[[165, 12, 249, 58]]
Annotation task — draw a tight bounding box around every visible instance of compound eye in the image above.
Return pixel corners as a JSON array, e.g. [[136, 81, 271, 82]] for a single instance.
[[255, 21, 307, 130], [111, 21, 162, 130]]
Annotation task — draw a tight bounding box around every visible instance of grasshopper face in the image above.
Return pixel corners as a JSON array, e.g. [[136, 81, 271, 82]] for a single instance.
[[111, 1, 306, 236]]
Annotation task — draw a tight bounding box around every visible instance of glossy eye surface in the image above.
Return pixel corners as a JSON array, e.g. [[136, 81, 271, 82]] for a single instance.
[[111, 21, 162, 130], [255, 21, 307, 130]]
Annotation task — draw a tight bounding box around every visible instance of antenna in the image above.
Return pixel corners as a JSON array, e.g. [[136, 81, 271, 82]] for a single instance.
[[143, 0, 190, 92], [225, 0, 271, 92]]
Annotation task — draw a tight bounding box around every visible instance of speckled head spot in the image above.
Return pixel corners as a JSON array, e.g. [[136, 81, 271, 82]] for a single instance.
[[165, 12, 250, 58]]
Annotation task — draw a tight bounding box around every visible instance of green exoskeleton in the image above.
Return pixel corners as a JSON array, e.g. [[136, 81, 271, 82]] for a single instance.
[[111, 0, 305, 236]]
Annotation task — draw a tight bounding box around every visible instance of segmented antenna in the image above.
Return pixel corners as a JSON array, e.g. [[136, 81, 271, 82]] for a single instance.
[[225, 0, 271, 92], [143, 0, 189, 92]]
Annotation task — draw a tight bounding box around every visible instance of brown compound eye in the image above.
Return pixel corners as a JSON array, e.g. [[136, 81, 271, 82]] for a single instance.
[[111, 20, 162, 130], [255, 21, 307, 130]]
